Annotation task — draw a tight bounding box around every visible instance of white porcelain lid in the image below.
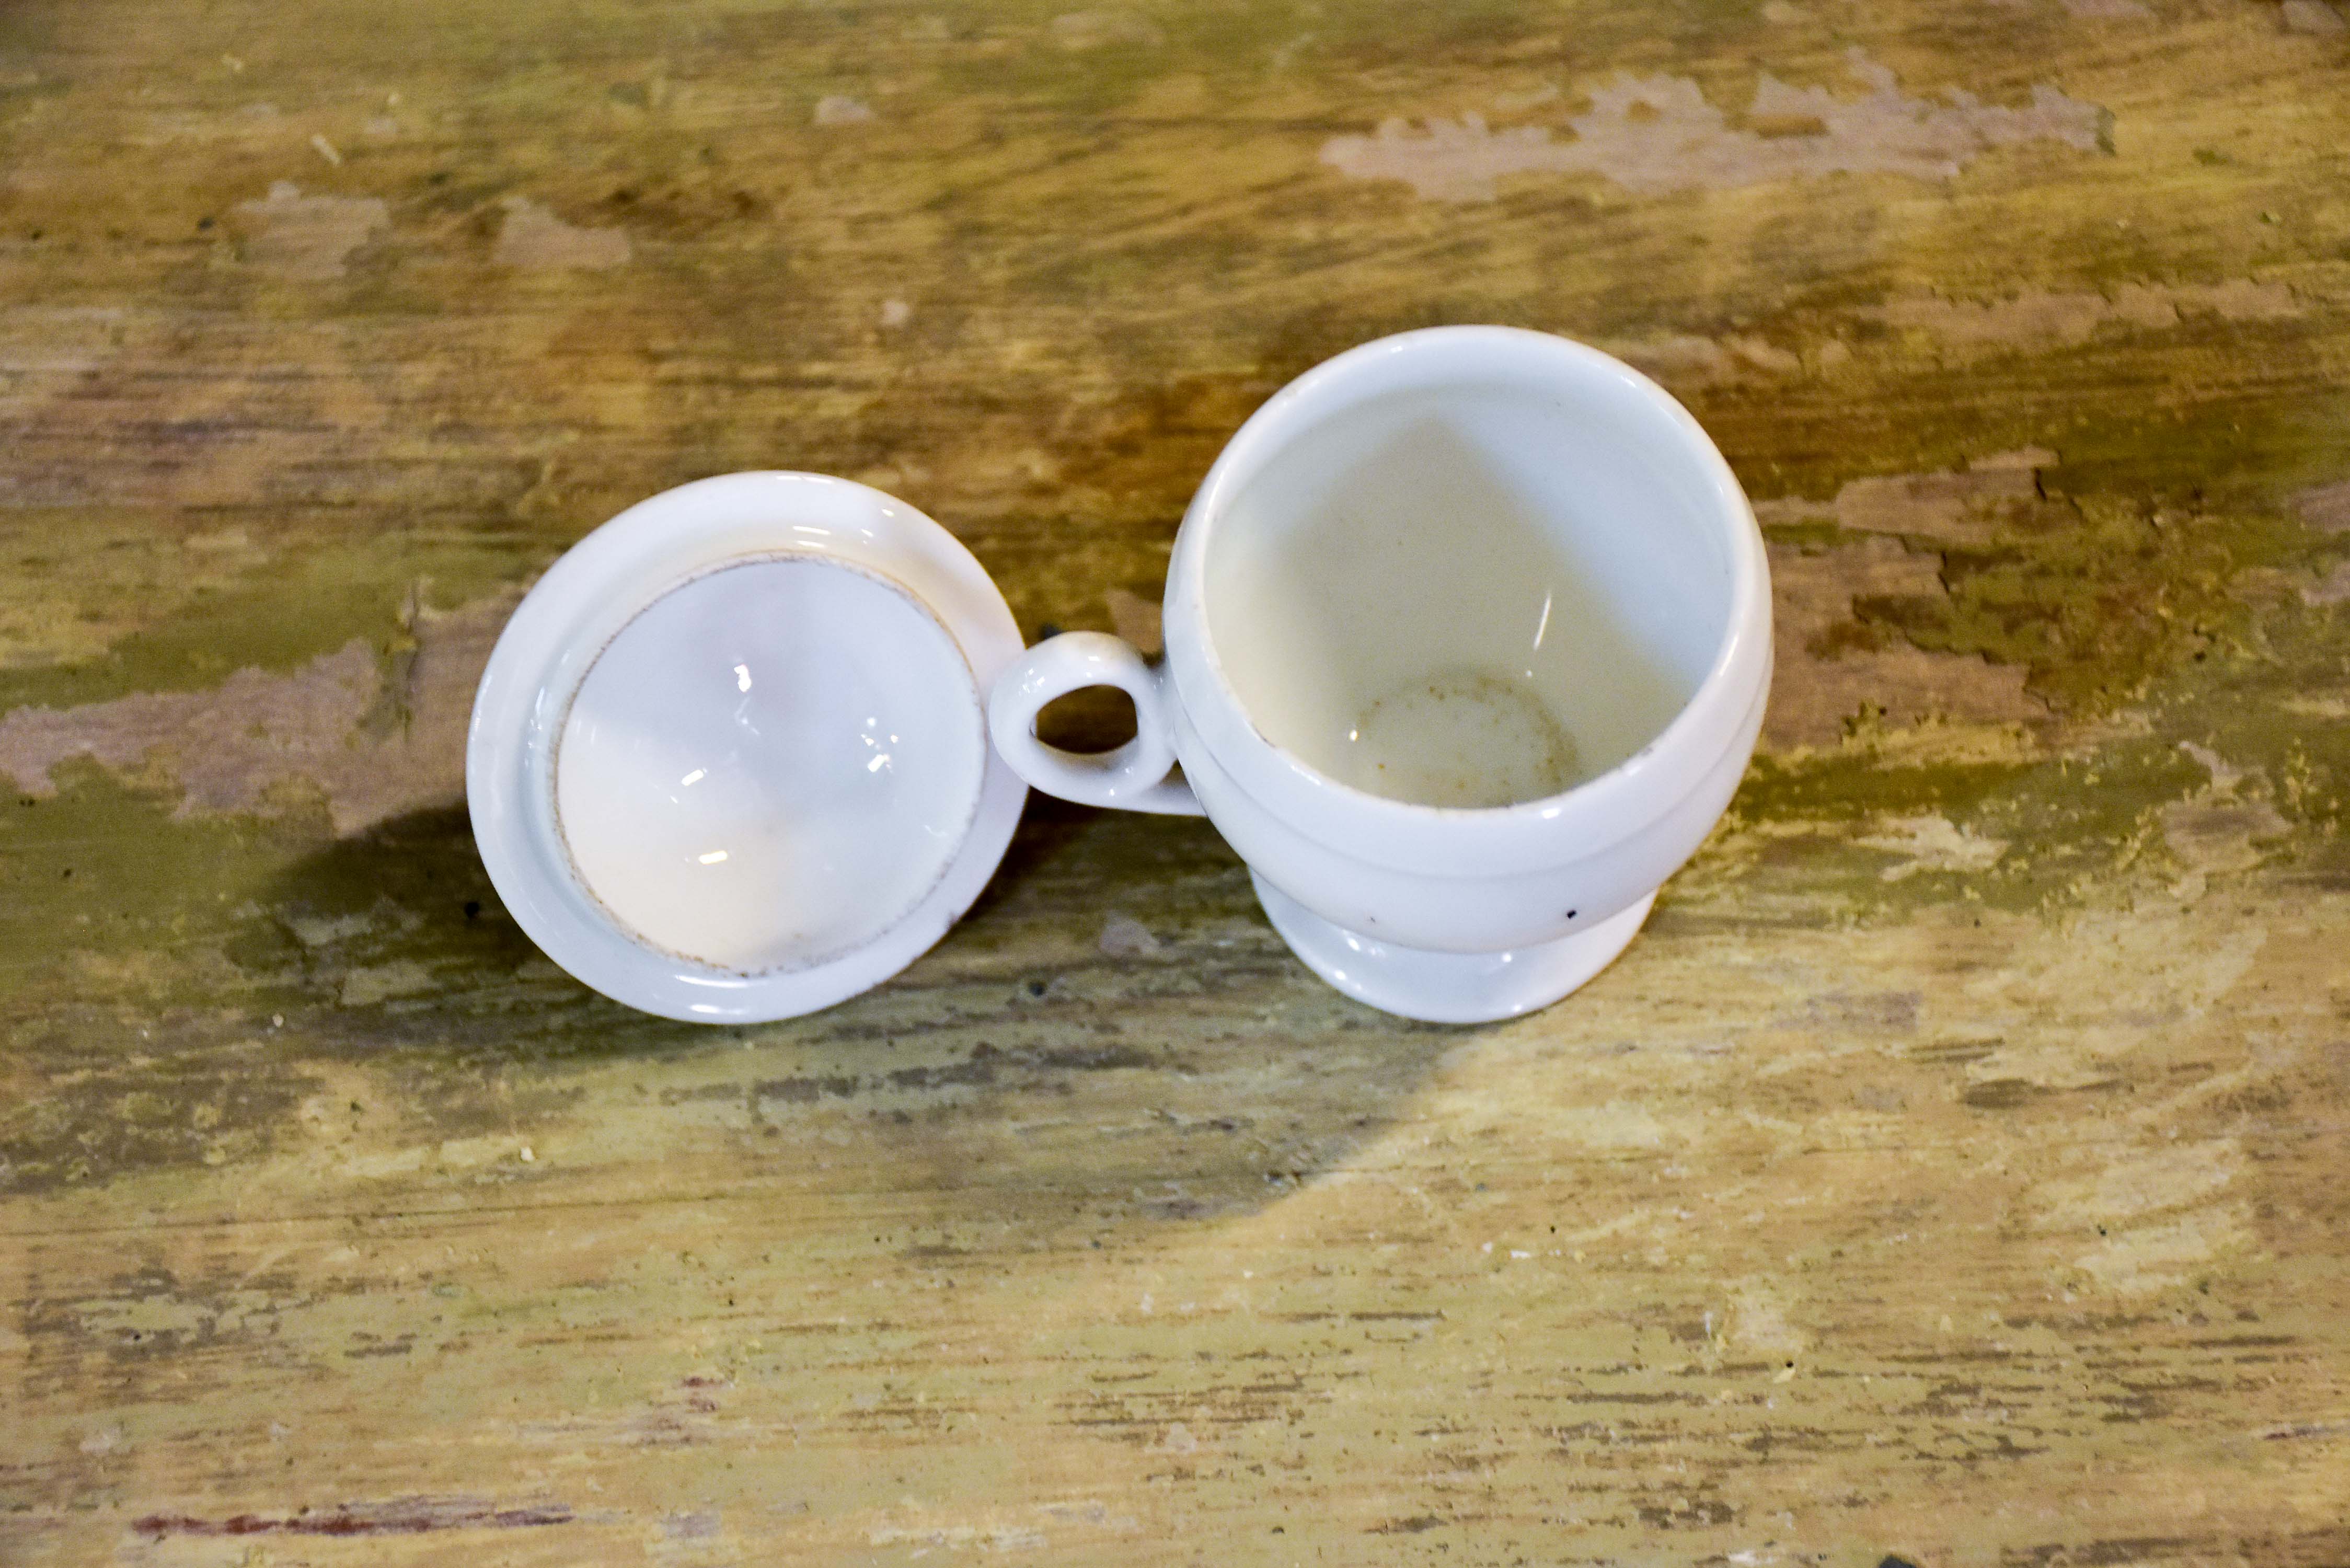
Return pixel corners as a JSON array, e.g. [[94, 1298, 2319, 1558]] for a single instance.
[[467, 472, 1027, 1022]]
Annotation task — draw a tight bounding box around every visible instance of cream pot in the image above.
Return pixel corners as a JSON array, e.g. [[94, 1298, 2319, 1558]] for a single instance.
[[468, 328, 1768, 1026], [988, 326, 1772, 1023]]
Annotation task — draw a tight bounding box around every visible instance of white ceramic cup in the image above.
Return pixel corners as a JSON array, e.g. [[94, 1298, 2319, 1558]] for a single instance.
[[987, 326, 1771, 1022]]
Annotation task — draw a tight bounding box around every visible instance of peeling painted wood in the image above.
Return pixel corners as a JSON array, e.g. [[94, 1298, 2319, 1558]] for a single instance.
[[3, 1, 2348, 1564]]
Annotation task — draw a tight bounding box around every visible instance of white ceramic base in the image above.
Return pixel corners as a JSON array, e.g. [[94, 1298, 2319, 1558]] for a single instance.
[[1250, 873, 1654, 1024]]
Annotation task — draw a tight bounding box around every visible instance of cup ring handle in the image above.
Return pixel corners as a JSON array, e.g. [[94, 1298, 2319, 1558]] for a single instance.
[[986, 632, 1203, 816]]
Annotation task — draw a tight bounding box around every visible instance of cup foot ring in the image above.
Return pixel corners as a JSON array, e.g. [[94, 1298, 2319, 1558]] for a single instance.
[[1250, 874, 1654, 1024]]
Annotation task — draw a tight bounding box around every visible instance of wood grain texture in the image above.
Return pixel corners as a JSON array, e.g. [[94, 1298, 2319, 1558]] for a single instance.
[[3, 1, 2347, 1563]]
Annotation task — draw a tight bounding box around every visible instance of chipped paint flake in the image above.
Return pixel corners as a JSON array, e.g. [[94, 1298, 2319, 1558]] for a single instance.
[[2294, 480, 2350, 534], [1763, 534, 2041, 750], [0, 590, 515, 834], [2074, 1205, 2249, 1295], [658, 1511, 721, 1540], [2179, 740, 2244, 791], [1800, 448, 2056, 547], [1867, 281, 2298, 350], [493, 197, 631, 271], [339, 959, 436, 1007], [1603, 332, 1811, 388], [2036, 1140, 2245, 1231], [1950, 910, 2270, 1094], [1726, 1281, 1810, 1357], [2161, 738, 2289, 887], [1609, 333, 1737, 383], [1050, 9, 1165, 49], [2302, 559, 2350, 607], [1856, 813, 2009, 880], [867, 1519, 1050, 1551], [813, 94, 874, 126], [235, 180, 387, 279], [1099, 914, 1162, 958], [2163, 795, 2289, 881], [1751, 447, 2112, 745], [1321, 50, 2105, 201], [2283, 0, 2348, 33]]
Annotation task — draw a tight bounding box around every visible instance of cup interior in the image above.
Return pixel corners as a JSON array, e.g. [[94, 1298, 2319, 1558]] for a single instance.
[[1203, 357, 1739, 809], [554, 556, 984, 974]]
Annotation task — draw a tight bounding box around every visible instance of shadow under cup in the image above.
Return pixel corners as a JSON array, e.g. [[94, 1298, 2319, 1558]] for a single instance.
[[1202, 372, 1739, 811]]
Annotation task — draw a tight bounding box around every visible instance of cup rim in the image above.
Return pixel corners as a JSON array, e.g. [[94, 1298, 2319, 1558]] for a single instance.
[[1164, 326, 1772, 878]]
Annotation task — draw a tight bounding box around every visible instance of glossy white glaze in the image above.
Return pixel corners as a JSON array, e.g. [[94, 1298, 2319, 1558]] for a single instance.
[[1252, 875, 1656, 1025], [988, 326, 1772, 1022], [469, 472, 1025, 1022], [557, 558, 985, 975], [985, 631, 1203, 817], [1205, 377, 1715, 804]]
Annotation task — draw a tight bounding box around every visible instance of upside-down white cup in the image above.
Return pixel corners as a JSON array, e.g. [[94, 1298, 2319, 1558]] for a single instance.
[[988, 326, 1771, 1023]]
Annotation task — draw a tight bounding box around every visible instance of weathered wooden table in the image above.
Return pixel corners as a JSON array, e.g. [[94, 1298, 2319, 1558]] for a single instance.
[[4, 2, 2346, 1562]]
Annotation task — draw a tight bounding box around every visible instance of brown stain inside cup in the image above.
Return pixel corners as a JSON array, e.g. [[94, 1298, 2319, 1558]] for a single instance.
[[1345, 671, 1583, 809]]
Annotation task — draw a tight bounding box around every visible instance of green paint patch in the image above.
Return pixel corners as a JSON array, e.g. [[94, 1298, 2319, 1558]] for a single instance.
[[1725, 739, 2199, 917], [245, 804, 565, 1018], [1864, 492, 2315, 716], [2036, 335, 2350, 510], [0, 764, 567, 1023], [0, 760, 331, 991], [0, 776, 658, 1190], [1704, 291, 2349, 515], [0, 527, 540, 715], [2144, 607, 2350, 849], [1957, 739, 2207, 909], [1726, 561, 2350, 918], [0, 1031, 306, 1195], [1732, 748, 2027, 825]]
